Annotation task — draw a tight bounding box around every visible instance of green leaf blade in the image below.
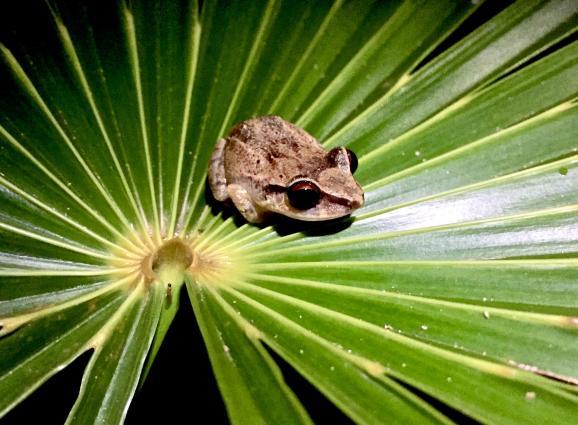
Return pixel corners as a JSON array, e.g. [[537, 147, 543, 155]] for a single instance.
[[0, 289, 125, 418], [330, 0, 578, 156], [246, 275, 578, 379], [187, 278, 313, 425], [66, 285, 163, 425], [254, 261, 578, 314], [229, 281, 578, 424], [297, 0, 478, 139], [218, 285, 451, 425], [358, 39, 578, 184]]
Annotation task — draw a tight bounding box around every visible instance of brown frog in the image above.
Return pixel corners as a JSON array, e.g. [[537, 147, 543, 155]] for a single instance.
[[208, 115, 364, 223]]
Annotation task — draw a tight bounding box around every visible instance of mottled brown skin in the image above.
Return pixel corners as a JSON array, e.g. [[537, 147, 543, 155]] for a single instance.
[[208, 115, 364, 223]]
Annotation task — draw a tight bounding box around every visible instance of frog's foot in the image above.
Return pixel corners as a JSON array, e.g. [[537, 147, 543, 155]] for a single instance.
[[227, 184, 263, 223], [208, 138, 229, 201]]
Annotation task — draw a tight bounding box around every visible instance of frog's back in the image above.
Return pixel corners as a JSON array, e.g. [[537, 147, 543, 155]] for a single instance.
[[228, 116, 321, 151], [224, 115, 328, 188]]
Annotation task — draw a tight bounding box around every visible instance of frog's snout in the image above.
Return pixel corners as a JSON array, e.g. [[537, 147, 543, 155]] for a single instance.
[[351, 191, 364, 209]]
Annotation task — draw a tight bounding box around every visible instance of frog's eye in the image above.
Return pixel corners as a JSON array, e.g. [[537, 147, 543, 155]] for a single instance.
[[287, 180, 321, 210], [329, 147, 358, 174], [346, 148, 358, 174]]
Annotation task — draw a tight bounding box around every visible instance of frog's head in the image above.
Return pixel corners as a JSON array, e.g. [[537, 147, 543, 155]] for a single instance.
[[276, 147, 364, 221]]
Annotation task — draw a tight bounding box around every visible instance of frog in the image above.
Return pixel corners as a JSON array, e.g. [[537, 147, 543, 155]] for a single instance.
[[208, 115, 364, 223]]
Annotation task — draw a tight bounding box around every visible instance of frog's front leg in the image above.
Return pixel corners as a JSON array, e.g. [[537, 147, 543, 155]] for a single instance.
[[227, 184, 263, 223], [208, 138, 229, 201]]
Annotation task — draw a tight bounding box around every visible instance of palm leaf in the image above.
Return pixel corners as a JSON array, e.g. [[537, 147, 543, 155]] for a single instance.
[[1, 0, 577, 423]]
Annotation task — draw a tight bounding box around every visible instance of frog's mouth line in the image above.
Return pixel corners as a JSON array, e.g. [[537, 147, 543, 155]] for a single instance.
[[262, 183, 363, 221], [265, 184, 362, 208], [283, 195, 358, 220], [280, 207, 351, 221], [321, 192, 363, 209]]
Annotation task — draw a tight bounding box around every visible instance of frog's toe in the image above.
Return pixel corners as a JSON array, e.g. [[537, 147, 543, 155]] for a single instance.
[[228, 184, 263, 223]]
